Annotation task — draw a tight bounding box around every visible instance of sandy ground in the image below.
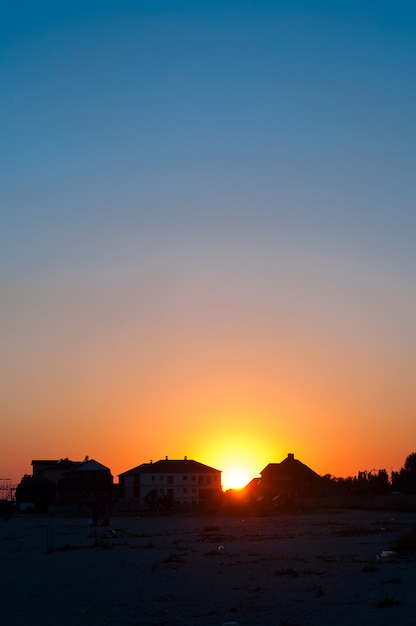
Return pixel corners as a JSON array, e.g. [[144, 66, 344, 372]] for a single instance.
[[1, 508, 416, 626]]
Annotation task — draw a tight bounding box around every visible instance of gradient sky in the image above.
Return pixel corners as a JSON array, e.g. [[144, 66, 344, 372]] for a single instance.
[[2, 0, 415, 490]]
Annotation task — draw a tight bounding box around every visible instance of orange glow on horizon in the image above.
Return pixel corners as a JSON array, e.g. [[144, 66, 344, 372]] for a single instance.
[[222, 467, 253, 490], [191, 410, 280, 491]]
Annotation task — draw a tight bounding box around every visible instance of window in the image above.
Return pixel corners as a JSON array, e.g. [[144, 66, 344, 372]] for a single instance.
[[206, 476, 212, 484], [192, 475, 196, 481], [183, 488, 188, 494], [198, 476, 204, 484], [167, 475, 173, 484], [183, 475, 188, 481]]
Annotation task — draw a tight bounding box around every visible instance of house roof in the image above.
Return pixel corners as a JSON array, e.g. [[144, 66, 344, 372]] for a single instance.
[[118, 463, 152, 477], [119, 458, 221, 477], [74, 459, 111, 472], [31, 458, 111, 477], [32, 460, 60, 465], [244, 477, 261, 491], [32, 459, 82, 472], [261, 453, 321, 482]]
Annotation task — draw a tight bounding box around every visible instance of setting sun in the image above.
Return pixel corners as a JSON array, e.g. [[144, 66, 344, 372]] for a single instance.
[[223, 467, 252, 490], [194, 419, 278, 492]]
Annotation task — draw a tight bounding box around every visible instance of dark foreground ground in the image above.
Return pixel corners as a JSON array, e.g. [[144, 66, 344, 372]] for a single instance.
[[1, 508, 416, 625]]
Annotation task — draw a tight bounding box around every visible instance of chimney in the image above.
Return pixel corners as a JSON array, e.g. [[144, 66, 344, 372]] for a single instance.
[[287, 453, 295, 460]]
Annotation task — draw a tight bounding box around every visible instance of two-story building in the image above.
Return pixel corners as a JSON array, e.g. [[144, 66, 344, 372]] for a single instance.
[[246, 453, 322, 507], [118, 457, 222, 510], [17, 457, 113, 517]]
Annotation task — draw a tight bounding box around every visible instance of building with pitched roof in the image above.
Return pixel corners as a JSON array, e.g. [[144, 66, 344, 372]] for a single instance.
[[56, 458, 113, 507], [118, 457, 222, 509], [248, 453, 322, 506], [17, 457, 113, 513]]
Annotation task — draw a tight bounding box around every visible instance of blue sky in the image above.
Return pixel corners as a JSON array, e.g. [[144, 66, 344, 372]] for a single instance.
[[1, 1, 416, 485]]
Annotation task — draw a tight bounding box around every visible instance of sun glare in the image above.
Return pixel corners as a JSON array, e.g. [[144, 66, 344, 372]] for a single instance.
[[223, 467, 252, 491], [195, 417, 276, 492]]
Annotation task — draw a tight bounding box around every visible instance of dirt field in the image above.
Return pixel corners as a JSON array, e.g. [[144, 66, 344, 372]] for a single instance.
[[2, 508, 416, 625]]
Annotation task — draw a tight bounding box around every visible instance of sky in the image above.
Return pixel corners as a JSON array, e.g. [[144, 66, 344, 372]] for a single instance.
[[1, 0, 416, 490]]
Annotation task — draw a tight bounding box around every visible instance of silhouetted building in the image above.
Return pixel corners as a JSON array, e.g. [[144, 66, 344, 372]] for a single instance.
[[251, 453, 322, 506], [118, 457, 222, 510], [17, 457, 113, 512], [56, 459, 113, 507], [32, 458, 80, 483]]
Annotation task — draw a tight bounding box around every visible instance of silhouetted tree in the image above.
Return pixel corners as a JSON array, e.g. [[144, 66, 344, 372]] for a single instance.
[[396, 452, 416, 493], [321, 474, 351, 496], [351, 469, 390, 495], [391, 470, 401, 492], [370, 469, 390, 495], [354, 471, 369, 494], [404, 452, 416, 473]]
